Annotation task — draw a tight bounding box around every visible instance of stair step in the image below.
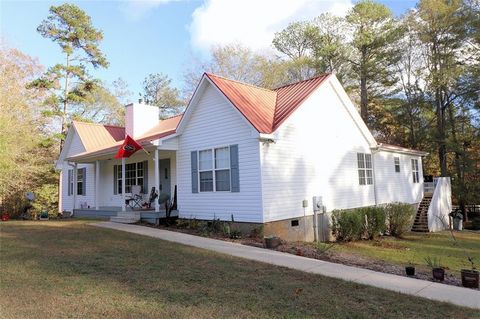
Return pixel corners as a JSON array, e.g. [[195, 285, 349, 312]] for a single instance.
[[110, 216, 139, 224], [116, 211, 141, 218]]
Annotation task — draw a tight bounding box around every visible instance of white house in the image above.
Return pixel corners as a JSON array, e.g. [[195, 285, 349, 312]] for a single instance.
[[56, 73, 451, 241]]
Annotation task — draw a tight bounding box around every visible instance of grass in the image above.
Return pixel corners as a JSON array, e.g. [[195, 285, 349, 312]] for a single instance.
[[0, 221, 479, 319], [334, 231, 480, 273]]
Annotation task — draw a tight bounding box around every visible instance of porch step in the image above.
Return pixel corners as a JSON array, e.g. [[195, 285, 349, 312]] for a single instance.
[[110, 211, 141, 224], [110, 216, 139, 224]]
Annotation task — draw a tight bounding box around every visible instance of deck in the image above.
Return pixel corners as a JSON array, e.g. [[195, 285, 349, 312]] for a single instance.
[[73, 207, 178, 223]]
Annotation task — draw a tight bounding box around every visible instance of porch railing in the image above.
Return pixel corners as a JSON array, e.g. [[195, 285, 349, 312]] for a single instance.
[[424, 177, 439, 194]]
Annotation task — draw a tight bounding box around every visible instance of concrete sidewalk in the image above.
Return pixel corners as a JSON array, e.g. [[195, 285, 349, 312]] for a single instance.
[[93, 221, 480, 310]]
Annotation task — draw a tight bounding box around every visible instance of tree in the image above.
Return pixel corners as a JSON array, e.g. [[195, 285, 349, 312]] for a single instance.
[[141, 73, 184, 118], [29, 3, 108, 149], [0, 45, 58, 216], [183, 43, 291, 98], [346, 0, 404, 125]]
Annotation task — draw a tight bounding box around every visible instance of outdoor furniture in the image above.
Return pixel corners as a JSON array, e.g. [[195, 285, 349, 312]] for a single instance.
[[147, 187, 158, 209], [125, 185, 143, 209]]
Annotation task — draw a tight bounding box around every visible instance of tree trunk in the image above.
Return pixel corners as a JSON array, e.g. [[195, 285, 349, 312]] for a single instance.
[[60, 53, 70, 152], [436, 88, 447, 176], [448, 104, 466, 215], [360, 47, 368, 124]]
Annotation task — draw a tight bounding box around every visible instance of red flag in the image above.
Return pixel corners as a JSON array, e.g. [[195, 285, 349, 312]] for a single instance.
[[115, 135, 143, 159]]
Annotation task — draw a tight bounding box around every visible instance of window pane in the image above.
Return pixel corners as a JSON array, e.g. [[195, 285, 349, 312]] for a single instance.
[[199, 150, 213, 170], [215, 169, 231, 191], [366, 170, 373, 185], [365, 154, 372, 168], [358, 170, 366, 185], [199, 171, 213, 192], [215, 147, 230, 169], [357, 153, 365, 168]]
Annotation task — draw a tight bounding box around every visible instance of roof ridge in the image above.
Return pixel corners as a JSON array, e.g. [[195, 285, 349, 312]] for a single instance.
[[160, 113, 184, 121], [72, 120, 124, 129], [205, 73, 275, 94], [273, 73, 331, 91]]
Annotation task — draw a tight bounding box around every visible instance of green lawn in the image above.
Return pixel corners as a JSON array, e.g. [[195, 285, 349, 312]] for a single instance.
[[334, 231, 480, 274], [1, 221, 478, 319]]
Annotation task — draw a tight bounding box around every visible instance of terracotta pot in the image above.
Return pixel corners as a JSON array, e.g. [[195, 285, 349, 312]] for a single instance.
[[405, 266, 415, 276], [461, 269, 479, 289], [264, 237, 281, 249], [432, 267, 445, 281]]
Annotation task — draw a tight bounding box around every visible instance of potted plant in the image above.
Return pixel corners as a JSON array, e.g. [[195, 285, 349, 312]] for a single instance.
[[405, 260, 415, 276], [425, 256, 444, 281], [1, 213, 9, 221], [461, 257, 479, 289], [264, 235, 281, 249], [39, 211, 49, 221]]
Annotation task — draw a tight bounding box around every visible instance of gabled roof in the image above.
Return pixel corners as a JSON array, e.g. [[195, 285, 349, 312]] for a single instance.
[[72, 121, 125, 151], [67, 115, 182, 161], [377, 143, 428, 156], [206, 73, 331, 133]]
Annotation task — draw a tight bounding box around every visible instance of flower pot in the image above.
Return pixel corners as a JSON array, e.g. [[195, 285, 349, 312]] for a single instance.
[[405, 266, 415, 276], [1, 213, 9, 221], [264, 237, 281, 249], [461, 269, 479, 289], [432, 267, 445, 281]]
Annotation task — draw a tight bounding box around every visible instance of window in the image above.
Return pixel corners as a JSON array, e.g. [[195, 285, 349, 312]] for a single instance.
[[115, 162, 144, 193], [357, 153, 373, 185], [198, 146, 231, 192], [68, 169, 85, 196], [77, 168, 84, 195], [412, 159, 419, 183], [394, 157, 400, 173]]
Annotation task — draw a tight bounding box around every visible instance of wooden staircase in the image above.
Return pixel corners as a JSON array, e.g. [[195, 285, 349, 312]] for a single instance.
[[411, 195, 432, 232]]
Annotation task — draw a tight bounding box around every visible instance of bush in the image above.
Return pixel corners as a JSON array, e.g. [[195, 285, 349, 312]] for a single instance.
[[385, 203, 415, 237], [331, 209, 364, 241], [359, 206, 386, 239]]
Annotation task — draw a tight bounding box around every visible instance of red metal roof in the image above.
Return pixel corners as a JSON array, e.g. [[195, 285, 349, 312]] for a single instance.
[[206, 73, 331, 133]]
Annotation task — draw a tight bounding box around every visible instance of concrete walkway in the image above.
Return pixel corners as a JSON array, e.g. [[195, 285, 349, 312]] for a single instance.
[[93, 221, 480, 310]]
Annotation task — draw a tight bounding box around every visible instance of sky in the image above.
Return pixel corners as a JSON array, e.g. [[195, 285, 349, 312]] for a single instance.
[[0, 0, 417, 100]]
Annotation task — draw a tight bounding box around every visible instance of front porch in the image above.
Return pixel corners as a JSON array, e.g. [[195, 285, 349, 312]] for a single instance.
[[64, 139, 179, 219], [73, 206, 178, 224]]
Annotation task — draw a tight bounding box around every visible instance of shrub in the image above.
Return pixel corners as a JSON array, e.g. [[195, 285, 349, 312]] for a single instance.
[[385, 203, 415, 237], [331, 209, 364, 241], [359, 206, 386, 239]]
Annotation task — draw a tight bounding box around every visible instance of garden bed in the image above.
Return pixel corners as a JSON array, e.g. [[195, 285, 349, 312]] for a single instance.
[[139, 219, 479, 289]]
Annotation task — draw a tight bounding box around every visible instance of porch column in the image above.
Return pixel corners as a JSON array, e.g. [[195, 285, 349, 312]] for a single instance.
[[154, 149, 160, 212], [121, 158, 126, 212], [73, 162, 78, 210], [95, 160, 100, 210]]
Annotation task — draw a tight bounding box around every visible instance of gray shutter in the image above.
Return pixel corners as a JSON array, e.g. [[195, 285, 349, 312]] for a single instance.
[[230, 144, 240, 192], [143, 160, 148, 194], [191, 151, 198, 193], [81, 167, 86, 195], [113, 165, 118, 195], [68, 169, 72, 196]]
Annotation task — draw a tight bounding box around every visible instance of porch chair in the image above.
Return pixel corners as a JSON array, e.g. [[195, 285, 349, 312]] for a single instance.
[[125, 185, 143, 209]]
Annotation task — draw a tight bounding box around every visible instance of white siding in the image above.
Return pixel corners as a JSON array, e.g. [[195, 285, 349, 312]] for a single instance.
[[374, 150, 424, 204], [67, 131, 86, 157], [177, 82, 263, 222], [60, 162, 95, 212], [261, 79, 375, 222]]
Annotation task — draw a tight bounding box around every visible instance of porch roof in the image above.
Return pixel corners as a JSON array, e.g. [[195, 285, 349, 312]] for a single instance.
[[67, 114, 182, 162]]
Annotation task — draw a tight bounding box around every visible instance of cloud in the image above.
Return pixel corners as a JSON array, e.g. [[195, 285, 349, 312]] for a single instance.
[[120, 0, 179, 21], [189, 0, 353, 53]]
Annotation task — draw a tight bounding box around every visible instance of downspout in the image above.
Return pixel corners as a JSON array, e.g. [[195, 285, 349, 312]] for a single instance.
[[370, 146, 379, 206]]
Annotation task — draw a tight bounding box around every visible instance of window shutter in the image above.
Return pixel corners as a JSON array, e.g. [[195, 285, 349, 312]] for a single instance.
[[81, 167, 87, 195], [191, 151, 198, 193], [113, 165, 118, 195], [143, 160, 148, 194], [230, 144, 240, 192], [68, 169, 72, 196]]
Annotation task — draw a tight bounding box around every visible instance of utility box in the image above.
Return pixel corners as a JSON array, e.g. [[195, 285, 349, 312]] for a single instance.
[[312, 196, 323, 212]]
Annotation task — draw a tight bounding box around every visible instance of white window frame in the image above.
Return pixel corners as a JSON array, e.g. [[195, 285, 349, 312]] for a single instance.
[[198, 146, 231, 192], [68, 169, 84, 196], [394, 157, 400, 173], [115, 162, 144, 194], [412, 159, 419, 183], [357, 153, 373, 185]]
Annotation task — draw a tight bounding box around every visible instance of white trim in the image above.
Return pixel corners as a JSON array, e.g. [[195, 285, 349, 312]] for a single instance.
[[154, 149, 160, 212], [121, 158, 126, 212], [95, 160, 100, 210], [197, 145, 232, 193]]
